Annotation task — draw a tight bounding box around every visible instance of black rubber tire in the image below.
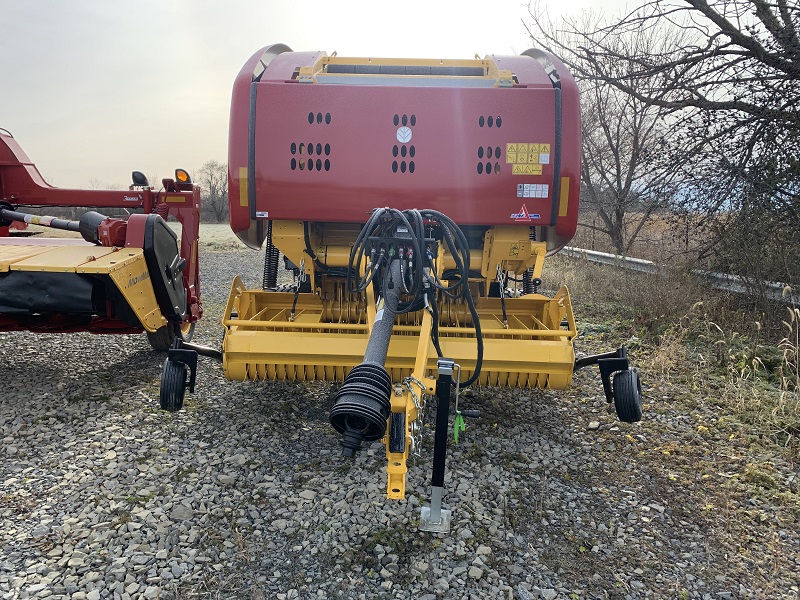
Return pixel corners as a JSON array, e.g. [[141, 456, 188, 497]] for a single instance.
[[147, 322, 195, 351], [160, 360, 187, 412], [613, 369, 643, 423], [181, 322, 196, 343]]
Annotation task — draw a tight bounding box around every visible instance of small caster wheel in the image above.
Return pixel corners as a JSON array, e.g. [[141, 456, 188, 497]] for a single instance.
[[160, 359, 188, 412], [612, 369, 642, 423]]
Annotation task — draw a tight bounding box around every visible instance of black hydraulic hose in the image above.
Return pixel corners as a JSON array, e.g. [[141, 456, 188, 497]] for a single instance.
[[302, 221, 318, 261], [344, 208, 484, 386], [461, 288, 484, 387], [303, 221, 352, 277], [428, 292, 443, 358]]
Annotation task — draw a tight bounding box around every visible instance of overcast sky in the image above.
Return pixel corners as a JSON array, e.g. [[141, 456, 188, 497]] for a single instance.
[[1, 0, 624, 189]]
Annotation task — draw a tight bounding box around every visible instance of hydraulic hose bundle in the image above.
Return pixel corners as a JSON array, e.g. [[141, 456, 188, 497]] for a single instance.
[[329, 208, 485, 457], [346, 207, 483, 385]]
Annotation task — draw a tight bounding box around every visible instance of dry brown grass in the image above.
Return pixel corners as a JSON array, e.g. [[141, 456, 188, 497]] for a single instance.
[[547, 252, 799, 462], [571, 212, 711, 264]]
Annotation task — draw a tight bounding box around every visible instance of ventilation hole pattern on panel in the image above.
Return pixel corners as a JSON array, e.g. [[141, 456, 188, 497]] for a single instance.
[[391, 114, 417, 174], [290, 140, 331, 171], [478, 115, 503, 128], [476, 147, 502, 175], [308, 112, 332, 125]]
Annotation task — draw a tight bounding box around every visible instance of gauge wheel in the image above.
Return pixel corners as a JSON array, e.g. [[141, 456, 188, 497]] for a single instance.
[[160, 359, 188, 412], [612, 369, 642, 423]]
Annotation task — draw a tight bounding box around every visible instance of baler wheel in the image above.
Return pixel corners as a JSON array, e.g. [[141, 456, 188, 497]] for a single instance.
[[147, 322, 196, 351], [612, 369, 642, 423], [160, 359, 188, 412]]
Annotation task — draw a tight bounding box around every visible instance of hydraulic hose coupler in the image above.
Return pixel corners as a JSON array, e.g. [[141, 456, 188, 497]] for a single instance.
[[329, 363, 392, 457]]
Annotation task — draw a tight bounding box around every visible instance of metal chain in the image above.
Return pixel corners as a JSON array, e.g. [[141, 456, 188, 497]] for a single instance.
[[402, 375, 428, 459], [402, 376, 426, 419], [289, 259, 307, 323], [410, 420, 421, 459]]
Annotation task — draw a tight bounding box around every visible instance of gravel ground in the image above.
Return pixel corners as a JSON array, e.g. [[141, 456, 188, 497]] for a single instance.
[[1, 244, 799, 599]]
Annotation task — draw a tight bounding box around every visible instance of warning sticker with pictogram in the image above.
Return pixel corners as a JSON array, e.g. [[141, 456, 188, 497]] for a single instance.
[[517, 183, 550, 199], [505, 141, 551, 175]]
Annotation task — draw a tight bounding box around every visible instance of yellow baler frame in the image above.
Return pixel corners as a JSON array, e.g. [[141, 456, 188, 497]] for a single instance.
[[222, 271, 576, 497]]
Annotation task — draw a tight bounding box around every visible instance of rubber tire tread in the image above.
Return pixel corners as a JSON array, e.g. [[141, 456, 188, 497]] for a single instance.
[[160, 360, 187, 412], [147, 323, 195, 351], [612, 369, 642, 423]]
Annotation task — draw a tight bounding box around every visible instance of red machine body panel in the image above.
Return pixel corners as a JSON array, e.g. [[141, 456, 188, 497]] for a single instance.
[[228, 47, 581, 251], [252, 84, 558, 225]]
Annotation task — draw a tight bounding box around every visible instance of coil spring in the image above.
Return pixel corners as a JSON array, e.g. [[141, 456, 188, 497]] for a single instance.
[[155, 202, 170, 220], [262, 221, 280, 290], [523, 226, 537, 295]]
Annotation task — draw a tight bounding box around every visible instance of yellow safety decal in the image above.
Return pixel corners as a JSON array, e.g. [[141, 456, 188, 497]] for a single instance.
[[239, 167, 248, 207], [512, 164, 543, 175], [165, 195, 185, 203], [559, 177, 570, 217], [505, 142, 551, 175]]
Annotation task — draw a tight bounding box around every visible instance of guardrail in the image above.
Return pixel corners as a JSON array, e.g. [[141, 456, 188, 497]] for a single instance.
[[562, 247, 796, 305]]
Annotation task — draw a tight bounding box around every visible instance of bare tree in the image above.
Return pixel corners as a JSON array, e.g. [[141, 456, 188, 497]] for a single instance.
[[87, 178, 120, 190], [526, 0, 799, 124], [526, 0, 800, 285], [196, 160, 228, 223], [527, 11, 696, 255], [578, 79, 692, 255]]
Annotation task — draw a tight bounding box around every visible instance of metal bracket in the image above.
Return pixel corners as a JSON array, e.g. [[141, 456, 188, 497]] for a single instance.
[[420, 488, 452, 533], [167, 343, 198, 393], [419, 358, 455, 533], [574, 346, 629, 403]]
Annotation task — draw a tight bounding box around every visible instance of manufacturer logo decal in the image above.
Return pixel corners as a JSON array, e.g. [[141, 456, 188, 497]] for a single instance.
[[128, 270, 150, 288], [123, 194, 142, 202], [510, 204, 532, 221], [510, 204, 540, 221], [396, 127, 412, 143]]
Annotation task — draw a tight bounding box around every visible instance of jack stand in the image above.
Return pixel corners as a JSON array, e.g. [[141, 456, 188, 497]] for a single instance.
[[419, 358, 454, 533]]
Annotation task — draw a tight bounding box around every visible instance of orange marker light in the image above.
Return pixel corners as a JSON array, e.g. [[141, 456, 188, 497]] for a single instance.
[[175, 169, 192, 184]]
